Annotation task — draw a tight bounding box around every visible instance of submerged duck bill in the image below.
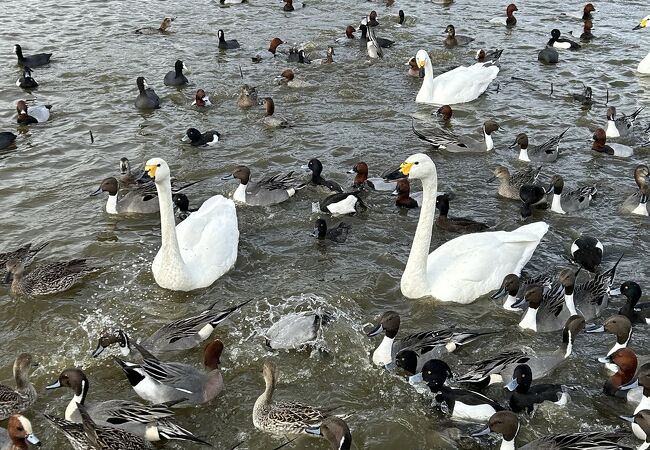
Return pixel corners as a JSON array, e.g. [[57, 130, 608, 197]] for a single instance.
[[89, 186, 103, 196], [471, 426, 492, 437], [408, 372, 423, 385], [490, 285, 507, 299], [609, 287, 621, 296], [597, 356, 610, 364], [221, 173, 235, 180], [504, 378, 518, 391], [26, 434, 40, 445], [304, 425, 322, 436], [511, 297, 527, 309], [585, 323, 605, 333], [618, 378, 639, 391], [367, 323, 384, 337], [45, 380, 62, 390], [620, 415, 635, 422], [91, 344, 106, 358]]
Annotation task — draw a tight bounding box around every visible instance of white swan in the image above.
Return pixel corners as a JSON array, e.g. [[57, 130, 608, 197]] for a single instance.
[[415, 49, 499, 105], [393, 153, 548, 304], [634, 15, 650, 74], [144, 158, 239, 291]]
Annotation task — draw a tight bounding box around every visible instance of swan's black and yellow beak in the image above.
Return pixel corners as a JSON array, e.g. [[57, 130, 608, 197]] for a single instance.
[[384, 161, 413, 181]]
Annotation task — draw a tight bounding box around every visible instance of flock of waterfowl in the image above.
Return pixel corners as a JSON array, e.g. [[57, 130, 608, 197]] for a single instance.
[[1, 0, 650, 449]]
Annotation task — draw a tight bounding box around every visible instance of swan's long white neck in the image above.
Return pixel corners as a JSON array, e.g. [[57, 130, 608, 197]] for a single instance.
[[416, 57, 435, 103], [401, 172, 437, 298], [155, 176, 186, 274]]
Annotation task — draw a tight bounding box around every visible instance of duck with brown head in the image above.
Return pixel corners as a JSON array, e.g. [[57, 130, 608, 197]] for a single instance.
[[135, 17, 175, 34], [5, 258, 98, 297], [605, 105, 643, 138], [305, 417, 352, 450], [603, 347, 639, 399], [444, 24, 474, 47], [0, 354, 37, 420], [510, 128, 568, 162], [237, 84, 258, 108], [412, 119, 501, 152], [393, 179, 420, 209], [487, 165, 541, 199], [345, 25, 356, 39], [621, 165, 650, 216], [593, 128, 633, 157], [192, 88, 211, 107], [90, 177, 160, 214], [223, 165, 304, 205], [620, 363, 650, 440], [491, 272, 557, 311], [545, 174, 597, 214], [489, 3, 518, 27], [348, 161, 394, 191], [587, 314, 635, 372], [261, 97, 290, 128], [15, 100, 51, 124], [0, 415, 40, 449]]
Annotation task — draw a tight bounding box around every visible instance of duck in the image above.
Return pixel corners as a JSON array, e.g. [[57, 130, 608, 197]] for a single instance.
[[414, 50, 499, 105], [603, 348, 639, 400], [45, 402, 150, 450], [185, 128, 220, 146], [316, 190, 366, 215], [570, 3, 596, 20], [15, 100, 50, 124], [45, 368, 209, 445], [0, 354, 37, 421], [277, 69, 315, 88], [220, 0, 246, 4], [519, 184, 548, 219], [303, 159, 343, 193], [488, 165, 542, 200], [634, 15, 650, 74], [473, 410, 627, 449], [312, 219, 350, 243], [367, 310, 489, 373], [237, 84, 258, 108], [621, 165, 650, 216], [135, 17, 174, 34], [134, 77, 160, 109], [253, 37, 285, 62], [261, 97, 290, 128], [491, 272, 557, 311], [436, 104, 453, 122], [489, 3, 518, 27], [393, 178, 421, 209], [0, 132, 16, 150], [366, 26, 383, 58], [92, 300, 250, 357], [15, 67, 38, 89], [510, 128, 568, 162], [114, 340, 224, 405], [444, 24, 475, 47], [172, 193, 196, 223], [217, 29, 240, 49], [421, 359, 504, 422], [162, 60, 188, 86], [192, 88, 211, 107], [305, 417, 352, 450], [580, 19, 594, 40], [0, 415, 40, 449], [253, 360, 335, 434], [619, 363, 650, 440], [366, 10, 379, 27], [13, 44, 51, 67], [457, 316, 586, 386], [397, 9, 405, 25], [614, 281, 650, 325], [345, 25, 356, 39], [569, 235, 603, 272], [623, 411, 650, 450], [145, 158, 238, 291], [265, 310, 333, 349], [384, 154, 547, 303], [545, 174, 597, 214], [118, 158, 150, 186], [513, 285, 571, 333], [348, 161, 394, 191], [587, 314, 634, 372], [224, 165, 304, 206], [505, 364, 569, 413], [412, 119, 501, 152], [475, 49, 504, 64], [0, 242, 48, 284], [435, 194, 489, 233], [605, 106, 644, 138], [538, 46, 559, 64], [4, 259, 98, 296], [296, 49, 311, 64], [90, 177, 160, 214], [547, 29, 581, 50], [283, 0, 301, 11], [358, 24, 394, 48], [317, 46, 335, 64]]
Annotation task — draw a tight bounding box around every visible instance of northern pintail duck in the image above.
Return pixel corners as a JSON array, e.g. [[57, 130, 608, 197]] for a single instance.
[[615, 281, 650, 325], [15, 67, 38, 89], [303, 159, 343, 193], [491, 272, 556, 311], [0, 415, 40, 449], [510, 128, 568, 162], [623, 409, 650, 449], [605, 106, 643, 138], [622, 165, 650, 216], [15, 100, 50, 124], [514, 285, 571, 333], [1, 242, 48, 284], [505, 364, 569, 413], [135, 17, 174, 34], [547, 29, 581, 50], [415, 49, 499, 104], [473, 410, 626, 449], [570, 235, 603, 272], [192, 89, 211, 107], [217, 29, 239, 49], [46, 402, 150, 450], [592, 127, 633, 157], [0, 354, 37, 420], [348, 162, 394, 191], [119, 158, 150, 186], [393, 179, 420, 209], [312, 219, 350, 243], [488, 165, 541, 200], [46, 368, 209, 445], [114, 340, 224, 405], [538, 46, 559, 64], [237, 84, 258, 108], [366, 26, 383, 59], [367, 311, 489, 373], [620, 363, 650, 440], [587, 314, 634, 372], [5, 258, 98, 296], [91, 177, 160, 214], [305, 417, 352, 450], [134, 77, 160, 109], [457, 316, 585, 386], [265, 310, 333, 349], [384, 154, 548, 303], [603, 348, 639, 400], [634, 15, 650, 74], [224, 166, 304, 206], [545, 174, 597, 214], [489, 3, 518, 27], [13, 44, 51, 67], [421, 359, 504, 422], [163, 60, 188, 86], [317, 191, 366, 215], [253, 360, 336, 434], [475, 49, 504, 64], [435, 194, 489, 233], [172, 193, 196, 223], [185, 128, 220, 146], [262, 97, 290, 128], [412, 119, 501, 152], [444, 24, 475, 47], [92, 300, 250, 357], [358, 24, 394, 48], [0, 132, 17, 150]]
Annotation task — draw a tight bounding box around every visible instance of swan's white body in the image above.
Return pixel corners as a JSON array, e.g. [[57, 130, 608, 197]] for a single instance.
[[147, 158, 239, 291], [398, 153, 548, 304], [639, 52, 650, 74], [415, 49, 499, 105]]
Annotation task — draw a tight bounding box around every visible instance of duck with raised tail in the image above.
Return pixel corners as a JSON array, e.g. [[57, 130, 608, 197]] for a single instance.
[[144, 158, 238, 291], [384, 153, 548, 303]]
